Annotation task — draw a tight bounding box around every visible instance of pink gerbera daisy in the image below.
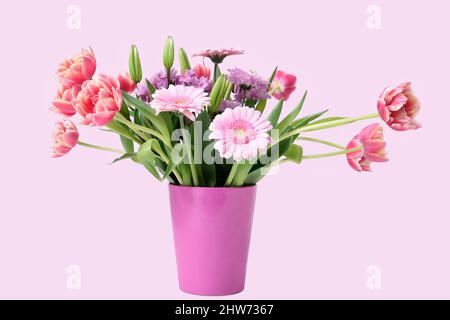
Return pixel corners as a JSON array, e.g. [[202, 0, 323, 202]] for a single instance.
[[209, 107, 272, 161], [150, 85, 210, 120], [193, 48, 244, 64]]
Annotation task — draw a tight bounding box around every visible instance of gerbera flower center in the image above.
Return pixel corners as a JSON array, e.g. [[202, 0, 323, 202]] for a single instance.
[[231, 120, 254, 144]]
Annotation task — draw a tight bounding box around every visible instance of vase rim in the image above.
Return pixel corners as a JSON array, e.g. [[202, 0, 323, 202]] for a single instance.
[[168, 183, 256, 190]]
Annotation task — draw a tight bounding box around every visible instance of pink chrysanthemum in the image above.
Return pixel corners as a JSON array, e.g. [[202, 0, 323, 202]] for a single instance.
[[150, 85, 210, 121], [209, 107, 272, 161]]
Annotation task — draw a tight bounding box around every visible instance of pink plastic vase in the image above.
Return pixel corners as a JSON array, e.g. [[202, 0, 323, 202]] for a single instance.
[[169, 184, 257, 296]]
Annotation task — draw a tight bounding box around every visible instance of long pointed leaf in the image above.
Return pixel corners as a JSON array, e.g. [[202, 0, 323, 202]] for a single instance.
[[276, 90, 308, 133], [137, 140, 161, 181]]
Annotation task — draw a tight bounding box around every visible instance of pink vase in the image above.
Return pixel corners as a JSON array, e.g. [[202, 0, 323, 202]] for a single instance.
[[169, 184, 257, 296]]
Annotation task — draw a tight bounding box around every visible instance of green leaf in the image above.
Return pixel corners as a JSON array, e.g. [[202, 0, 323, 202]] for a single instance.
[[255, 99, 267, 113], [232, 163, 254, 187], [276, 90, 308, 133], [137, 140, 161, 181], [122, 91, 170, 140], [267, 100, 284, 127], [244, 162, 276, 185], [163, 36, 175, 70], [196, 111, 216, 187], [146, 79, 156, 95], [179, 48, 191, 73], [109, 153, 137, 164], [106, 120, 142, 144], [291, 109, 329, 129], [307, 116, 346, 126], [284, 144, 303, 164], [134, 108, 142, 126], [162, 143, 184, 180], [119, 102, 134, 153]]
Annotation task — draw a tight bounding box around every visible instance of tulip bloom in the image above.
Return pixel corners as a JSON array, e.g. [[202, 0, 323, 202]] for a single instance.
[[193, 64, 211, 79], [269, 70, 297, 101], [377, 82, 422, 131], [73, 74, 123, 126], [57, 48, 96, 88], [118, 73, 137, 93], [51, 119, 79, 158], [346, 123, 388, 172], [51, 84, 81, 116]]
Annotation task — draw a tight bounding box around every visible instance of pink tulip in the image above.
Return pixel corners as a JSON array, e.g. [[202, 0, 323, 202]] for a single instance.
[[57, 48, 96, 88], [377, 82, 422, 131], [346, 123, 388, 172], [73, 74, 123, 126], [193, 64, 211, 79], [51, 84, 81, 117], [51, 119, 79, 158], [269, 70, 297, 101], [118, 73, 137, 93]]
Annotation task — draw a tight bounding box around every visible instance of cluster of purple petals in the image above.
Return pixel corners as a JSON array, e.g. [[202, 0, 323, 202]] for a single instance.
[[149, 68, 181, 90], [178, 70, 212, 92], [228, 68, 270, 102], [219, 100, 241, 112]]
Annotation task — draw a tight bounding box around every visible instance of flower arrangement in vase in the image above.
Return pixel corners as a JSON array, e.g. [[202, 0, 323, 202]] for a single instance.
[[50, 36, 422, 295]]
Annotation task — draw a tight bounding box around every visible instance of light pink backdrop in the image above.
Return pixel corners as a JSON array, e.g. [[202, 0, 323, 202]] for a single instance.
[[0, 0, 449, 299]]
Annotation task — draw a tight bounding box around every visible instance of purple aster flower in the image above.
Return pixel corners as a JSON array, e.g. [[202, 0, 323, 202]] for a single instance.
[[227, 68, 270, 102], [135, 81, 150, 102], [178, 70, 212, 92], [149, 68, 180, 89], [219, 100, 240, 112]]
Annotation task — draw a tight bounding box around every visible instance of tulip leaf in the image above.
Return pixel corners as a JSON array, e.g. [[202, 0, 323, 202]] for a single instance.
[[291, 109, 329, 129], [137, 139, 161, 181], [267, 100, 284, 127], [162, 143, 184, 180], [146, 79, 156, 95], [284, 144, 303, 164], [244, 161, 278, 185], [109, 153, 137, 164], [122, 91, 171, 140], [107, 120, 142, 144], [276, 90, 308, 133], [255, 99, 267, 113], [306, 116, 347, 126]]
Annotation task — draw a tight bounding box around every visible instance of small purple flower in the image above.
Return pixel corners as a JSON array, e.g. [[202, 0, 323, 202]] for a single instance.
[[228, 68, 270, 102], [178, 70, 212, 92], [149, 68, 180, 89], [135, 81, 150, 102], [219, 100, 240, 112]]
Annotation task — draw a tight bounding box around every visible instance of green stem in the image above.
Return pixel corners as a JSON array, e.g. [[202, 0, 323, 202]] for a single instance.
[[302, 146, 362, 160], [296, 137, 346, 150], [224, 162, 239, 187], [178, 115, 199, 186], [77, 141, 124, 154], [166, 68, 171, 88]]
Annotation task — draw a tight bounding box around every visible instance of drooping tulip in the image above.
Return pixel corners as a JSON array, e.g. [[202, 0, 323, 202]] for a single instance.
[[377, 82, 422, 131], [51, 119, 79, 158], [57, 48, 96, 88], [346, 123, 388, 172], [269, 70, 297, 101]]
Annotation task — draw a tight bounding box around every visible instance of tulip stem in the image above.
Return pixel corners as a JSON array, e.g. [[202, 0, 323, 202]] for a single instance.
[[178, 115, 199, 187], [296, 137, 346, 150], [77, 141, 124, 154], [302, 146, 362, 160]]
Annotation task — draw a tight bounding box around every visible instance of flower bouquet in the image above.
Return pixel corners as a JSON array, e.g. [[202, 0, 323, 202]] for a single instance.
[[51, 36, 422, 295]]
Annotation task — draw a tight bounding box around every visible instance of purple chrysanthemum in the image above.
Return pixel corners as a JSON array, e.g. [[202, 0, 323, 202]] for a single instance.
[[219, 100, 240, 112], [228, 68, 270, 102], [149, 68, 180, 89], [135, 81, 150, 102], [178, 70, 212, 92]]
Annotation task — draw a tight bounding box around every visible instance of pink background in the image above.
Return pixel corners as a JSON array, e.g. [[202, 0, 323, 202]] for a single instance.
[[1, 0, 449, 299]]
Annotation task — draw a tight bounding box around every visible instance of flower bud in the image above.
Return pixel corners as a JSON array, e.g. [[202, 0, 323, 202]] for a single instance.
[[163, 36, 175, 70], [129, 44, 142, 83], [179, 48, 191, 73]]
